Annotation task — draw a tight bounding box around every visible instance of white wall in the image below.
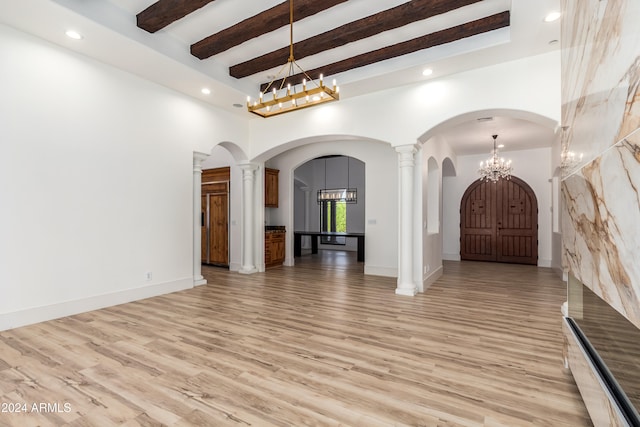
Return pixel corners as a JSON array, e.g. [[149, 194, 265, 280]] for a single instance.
[[265, 140, 398, 278], [248, 51, 561, 159], [442, 147, 553, 266], [421, 135, 458, 291], [0, 25, 249, 330]]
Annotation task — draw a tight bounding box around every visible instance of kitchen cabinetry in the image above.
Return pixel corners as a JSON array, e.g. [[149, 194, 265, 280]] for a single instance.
[[265, 230, 285, 268], [265, 168, 279, 208]]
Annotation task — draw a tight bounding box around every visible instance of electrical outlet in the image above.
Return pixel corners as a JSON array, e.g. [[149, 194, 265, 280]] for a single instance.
[[145, 271, 152, 281]]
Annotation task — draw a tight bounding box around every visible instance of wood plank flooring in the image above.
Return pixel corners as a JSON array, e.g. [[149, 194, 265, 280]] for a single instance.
[[0, 252, 591, 426]]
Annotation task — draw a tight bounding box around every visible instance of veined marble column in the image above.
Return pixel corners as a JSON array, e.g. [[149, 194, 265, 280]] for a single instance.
[[193, 152, 208, 286], [395, 145, 418, 296], [239, 163, 259, 274]]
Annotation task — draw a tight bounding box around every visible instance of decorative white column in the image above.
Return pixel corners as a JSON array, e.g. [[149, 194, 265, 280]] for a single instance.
[[395, 145, 418, 296], [239, 163, 259, 274], [301, 186, 311, 249], [193, 152, 208, 286]]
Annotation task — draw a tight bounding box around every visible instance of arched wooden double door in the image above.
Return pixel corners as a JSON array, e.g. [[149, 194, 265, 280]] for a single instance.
[[460, 176, 538, 265]]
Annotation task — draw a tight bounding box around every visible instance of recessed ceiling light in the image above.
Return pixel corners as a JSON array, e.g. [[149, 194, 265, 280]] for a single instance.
[[232, 103, 242, 108], [549, 39, 559, 45], [201, 88, 211, 95], [422, 68, 433, 76], [544, 11, 561, 22], [65, 30, 83, 40], [498, 144, 505, 148], [477, 117, 494, 122]]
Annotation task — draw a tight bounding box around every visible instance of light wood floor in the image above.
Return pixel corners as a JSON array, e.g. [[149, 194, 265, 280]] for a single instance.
[[0, 252, 591, 426]]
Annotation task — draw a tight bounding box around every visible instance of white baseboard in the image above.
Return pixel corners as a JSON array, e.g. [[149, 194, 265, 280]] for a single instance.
[[538, 258, 552, 268], [0, 277, 193, 332], [442, 253, 461, 261], [228, 262, 242, 272], [364, 265, 397, 277], [421, 265, 443, 292]]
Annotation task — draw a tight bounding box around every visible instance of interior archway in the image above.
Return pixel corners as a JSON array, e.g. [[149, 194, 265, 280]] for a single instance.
[[293, 155, 365, 259], [195, 141, 250, 275], [262, 137, 398, 279], [420, 108, 558, 272]]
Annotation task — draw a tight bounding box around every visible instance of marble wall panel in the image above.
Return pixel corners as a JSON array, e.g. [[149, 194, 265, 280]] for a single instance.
[[562, 134, 640, 328], [561, 0, 640, 176], [561, 0, 640, 326]]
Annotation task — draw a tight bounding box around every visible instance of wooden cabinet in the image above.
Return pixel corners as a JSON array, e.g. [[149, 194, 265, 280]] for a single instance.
[[202, 169, 229, 267], [265, 231, 285, 268], [265, 168, 279, 208]]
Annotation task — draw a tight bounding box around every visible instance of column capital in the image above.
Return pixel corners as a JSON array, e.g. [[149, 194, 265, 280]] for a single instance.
[[395, 144, 418, 155], [238, 162, 260, 172], [395, 144, 418, 169], [193, 151, 209, 173]]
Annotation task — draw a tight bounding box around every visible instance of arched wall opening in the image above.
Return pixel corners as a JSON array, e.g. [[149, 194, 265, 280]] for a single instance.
[[260, 136, 399, 279], [196, 141, 249, 273], [420, 109, 559, 275], [293, 156, 365, 254]]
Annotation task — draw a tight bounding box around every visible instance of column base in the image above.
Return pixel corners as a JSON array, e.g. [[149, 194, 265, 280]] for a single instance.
[[395, 286, 417, 296], [238, 267, 258, 275], [194, 277, 207, 286]]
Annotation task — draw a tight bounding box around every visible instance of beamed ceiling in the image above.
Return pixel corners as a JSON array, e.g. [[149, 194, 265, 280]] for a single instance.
[[134, 0, 510, 90], [1, 0, 561, 153]]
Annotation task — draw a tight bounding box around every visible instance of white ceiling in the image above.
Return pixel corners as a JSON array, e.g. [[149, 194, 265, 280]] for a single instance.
[[0, 0, 562, 155]]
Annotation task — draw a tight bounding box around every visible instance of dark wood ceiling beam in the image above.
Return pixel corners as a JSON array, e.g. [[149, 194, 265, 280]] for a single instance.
[[137, 0, 216, 33], [191, 0, 348, 60], [260, 11, 510, 92], [231, 0, 482, 79]]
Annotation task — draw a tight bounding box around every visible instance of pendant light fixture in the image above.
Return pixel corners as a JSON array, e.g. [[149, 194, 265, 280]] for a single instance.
[[246, 0, 339, 118], [317, 157, 357, 204], [478, 134, 513, 182]]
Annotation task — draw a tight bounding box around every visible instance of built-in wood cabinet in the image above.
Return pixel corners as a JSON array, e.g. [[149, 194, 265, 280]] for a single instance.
[[265, 231, 285, 268], [202, 167, 230, 267], [265, 168, 279, 208]]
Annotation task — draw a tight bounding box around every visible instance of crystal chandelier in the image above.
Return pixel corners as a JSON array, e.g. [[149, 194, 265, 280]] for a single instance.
[[561, 149, 584, 172], [478, 134, 513, 182], [246, 0, 339, 118], [560, 126, 583, 173]]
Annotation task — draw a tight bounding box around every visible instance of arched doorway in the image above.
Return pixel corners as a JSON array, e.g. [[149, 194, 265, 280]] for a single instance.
[[293, 155, 365, 262], [460, 176, 538, 265]]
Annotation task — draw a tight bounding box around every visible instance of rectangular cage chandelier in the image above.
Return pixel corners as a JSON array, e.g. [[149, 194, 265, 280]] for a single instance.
[[246, 0, 339, 118], [317, 188, 358, 204]]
